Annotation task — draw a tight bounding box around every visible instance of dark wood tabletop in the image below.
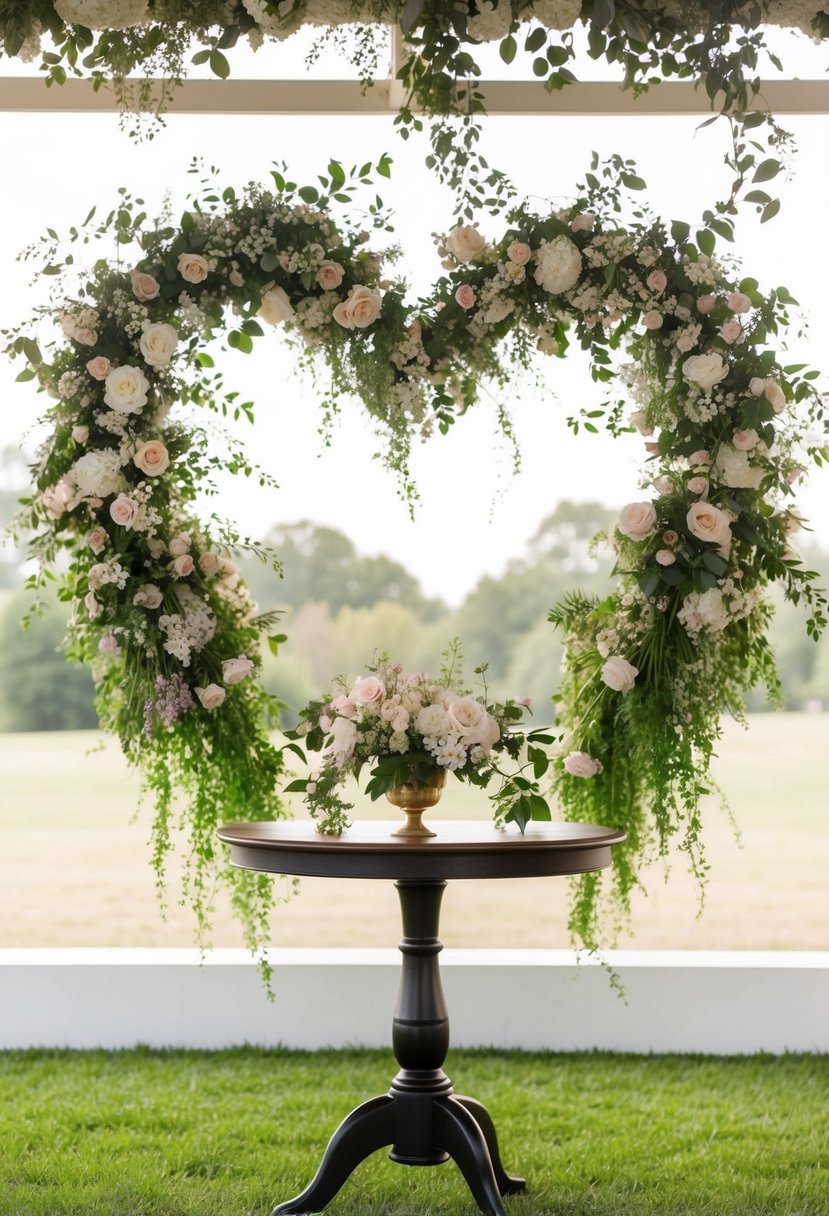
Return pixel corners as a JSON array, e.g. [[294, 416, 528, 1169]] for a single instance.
[[217, 819, 626, 880]]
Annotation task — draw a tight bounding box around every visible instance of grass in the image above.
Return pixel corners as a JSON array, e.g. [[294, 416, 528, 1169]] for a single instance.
[[1, 714, 828, 950], [0, 1048, 826, 1215]]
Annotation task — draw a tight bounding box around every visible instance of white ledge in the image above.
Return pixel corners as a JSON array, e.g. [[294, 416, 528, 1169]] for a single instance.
[[1, 948, 827, 1053]]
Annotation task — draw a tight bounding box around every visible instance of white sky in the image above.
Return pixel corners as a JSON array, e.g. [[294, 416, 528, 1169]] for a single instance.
[[1, 40, 828, 604]]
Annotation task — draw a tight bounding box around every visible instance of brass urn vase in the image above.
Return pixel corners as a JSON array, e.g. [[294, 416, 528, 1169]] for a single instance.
[[386, 768, 447, 839]]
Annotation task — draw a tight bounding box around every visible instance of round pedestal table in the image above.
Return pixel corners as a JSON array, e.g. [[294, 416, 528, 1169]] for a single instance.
[[217, 818, 625, 1216]]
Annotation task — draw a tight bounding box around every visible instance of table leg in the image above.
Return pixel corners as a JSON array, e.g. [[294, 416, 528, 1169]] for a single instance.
[[270, 878, 524, 1215]]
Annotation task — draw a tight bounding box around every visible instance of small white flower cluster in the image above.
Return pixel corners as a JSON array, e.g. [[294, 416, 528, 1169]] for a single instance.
[[158, 586, 217, 666]]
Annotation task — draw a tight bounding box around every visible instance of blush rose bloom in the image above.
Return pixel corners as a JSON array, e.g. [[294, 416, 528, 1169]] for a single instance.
[[109, 495, 139, 529], [683, 352, 729, 392], [696, 295, 717, 314], [331, 694, 356, 718], [173, 554, 194, 578], [139, 322, 178, 368], [391, 707, 410, 733], [86, 356, 111, 380], [133, 440, 170, 477], [643, 310, 663, 330], [617, 501, 657, 541], [350, 675, 386, 708], [765, 381, 786, 412], [570, 212, 595, 233], [687, 476, 708, 496], [169, 534, 191, 556], [733, 428, 759, 451], [60, 313, 97, 345], [446, 696, 499, 749], [455, 284, 476, 310], [720, 320, 743, 343], [686, 501, 732, 550], [104, 365, 150, 414], [199, 552, 220, 577], [727, 291, 752, 314], [629, 409, 654, 436], [71, 425, 89, 445], [563, 751, 602, 778], [88, 526, 107, 553], [258, 285, 295, 326], [601, 655, 639, 693], [688, 450, 710, 466], [317, 261, 344, 290], [446, 224, 487, 262], [222, 657, 255, 685], [42, 478, 75, 519], [647, 269, 667, 295], [131, 270, 160, 302], [655, 549, 676, 566], [332, 285, 382, 330], [507, 241, 531, 264], [196, 684, 226, 710], [178, 252, 209, 284], [133, 583, 163, 609]]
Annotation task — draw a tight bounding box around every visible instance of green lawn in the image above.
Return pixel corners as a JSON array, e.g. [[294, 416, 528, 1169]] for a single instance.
[[1, 715, 828, 950], [0, 1049, 826, 1215]]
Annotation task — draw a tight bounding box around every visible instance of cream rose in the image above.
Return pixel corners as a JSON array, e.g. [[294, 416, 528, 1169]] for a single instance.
[[686, 501, 732, 550], [446, 224, 487, 263], [727, 291, 752, 314], [655, 549, 676, 566], [683, 352, 729, 392], [109, 495, 139, 529], [71, 425, 89, 445], [169, 534, 191, 556], [643, 310, 663, 330], [601, 655, 639, 693], [349, 675, 386, 708], [258, 285, 295, 326], [131, 270, 160, 302], [133, 440, 170, 477], [317, 260, 344, 290], [455, 284, 476, 310], [86, 356, 111, 381], [749, 377, 767, 397], [88, 526, 107, 553], [647, 269, 667, 295], [507, 241, 531, 265], [617, 501, 657, 541], [570, 212, 595, 233], [765, 381, 786, 413], [173, 554, 194, 578], [629, 410, 654, 436], [104, 365, 150, 414], [332, 285, 382, 330], [178, 252, 209, 284], [196, 684, 226, 710], [139, 322, 178, 368], [720, 320, 743, 344], [222, 656, 255, 685], [446, 696, 499, 749], [563, 751, 602, 778], [133, 583, 163, 609], [199, 552, 220, 577]]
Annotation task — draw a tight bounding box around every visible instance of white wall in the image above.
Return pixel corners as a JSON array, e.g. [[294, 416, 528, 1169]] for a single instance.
[[2, 949, 827, 1053]]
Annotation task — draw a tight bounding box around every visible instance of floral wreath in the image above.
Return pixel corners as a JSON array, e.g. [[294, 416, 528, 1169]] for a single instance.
[[6, 155, 826, 960]]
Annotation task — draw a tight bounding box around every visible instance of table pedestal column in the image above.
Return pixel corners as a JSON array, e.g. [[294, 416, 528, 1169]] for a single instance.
[[272, 879, 525, 1216]]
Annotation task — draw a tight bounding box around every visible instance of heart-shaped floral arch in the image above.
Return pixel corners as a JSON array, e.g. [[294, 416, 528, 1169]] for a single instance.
[[7, 155, 826, 961]]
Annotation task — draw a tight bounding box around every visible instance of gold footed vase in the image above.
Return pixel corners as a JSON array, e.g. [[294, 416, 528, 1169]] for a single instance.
[[387, 768, 446, 839]]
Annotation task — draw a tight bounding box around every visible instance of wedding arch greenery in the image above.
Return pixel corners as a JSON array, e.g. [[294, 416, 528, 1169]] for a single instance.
[[1, 2, 827, 217], [5, 154, 826, 961]]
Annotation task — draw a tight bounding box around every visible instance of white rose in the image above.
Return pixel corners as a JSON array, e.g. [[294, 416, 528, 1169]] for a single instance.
[[199, 552, 221, 577], [71, 425, 89, 445], [196, 683, 226, 710], [563, 751, 602, 778], [104, 365, 150, 414], [601, 655, 639, 693], [222, 656, 255, 685], [258, 285, 295, 326], [133, 440, 170, 477], [533, 235, 582, 295], [682, 352, 729, 392], [446, 696, 499, 749], [686, 501, 732, 552], [133, 583, 163, 609], [332, 285, 383, 330], [330, 715, 357, 764], [445, 224, 487, 263], [139, 322, 178, 368], [416, 703, 450, 738], [617, 501, 657, 541], [169, 534, 191, 557], [711, 445, 763, 490], [71, 448, 126, 498]]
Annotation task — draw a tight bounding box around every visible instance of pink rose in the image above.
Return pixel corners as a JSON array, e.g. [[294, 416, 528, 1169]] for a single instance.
[[655, 549, 676, 566], [513, 695, 532, 706], [86, 356, 111, 381], [109, 495, 139, 529], [319, 714, 333, 733], [42, 477, 75, 519], [317, 260, 344, 290], [570, 213, 595, 234], [686, 501, 732, 551], [455, 284, 476, 310], [331, 694, 356, 718], [222, 656, 255, 685], [647, 269, 667, 295], [173, 554, 194, 578], [733, 429, 759, 451], [727, 291, 751, 314], [643, 310, 663, 330], [195, 684, 225, 710], [178, 253, 209, 284], [563, 751, 602, 778], [133, 440, 170, 477], [601, 655, 639, 693], [391, 708, 410, 733], [332, 285, 382, 330], [349, 675, 386, 707], [688, 450, 710, 466], [696, 295, 717, 314], [88, 526, 107, 553], [687, 476, 708, 495], [617, 501, 657, 541], [229, 269, 244, 288], [131, 270, 160, 302], [507, 241, 531, 265], [749, 377, 767, 397], [662, 530, 679, 545], [169, 534, 191, 557], [720, 320, 743, 343]]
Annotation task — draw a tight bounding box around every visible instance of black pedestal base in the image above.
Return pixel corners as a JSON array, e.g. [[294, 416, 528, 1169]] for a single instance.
[[271, 1085, 525, 1216]]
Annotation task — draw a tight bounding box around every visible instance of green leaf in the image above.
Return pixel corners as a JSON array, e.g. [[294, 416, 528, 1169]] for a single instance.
[[696, 229, 716, 256], [284, 779, 308, 794], [761, 199, 781, 224], [591, 0, 616, 31], [298, 186, 319, 205], [752, 159, 781, 183], [499, 35, 517, 65], [259, 251, 279, 273], [639, 570, 660, 597], [621, 172, 646, 191], [524, 27, 547, 54], [670, 220, 690, 243], [209, 49, 230, 79], [702, 551, 729, 576]]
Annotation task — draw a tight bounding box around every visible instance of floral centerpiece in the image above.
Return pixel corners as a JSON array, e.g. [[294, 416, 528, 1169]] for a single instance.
[[286, 645, 553, 835]]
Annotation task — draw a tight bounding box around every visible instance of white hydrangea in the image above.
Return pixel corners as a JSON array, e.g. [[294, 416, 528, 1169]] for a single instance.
[[533, 236, 583, 295], [711, 444, 764, 490], [466, 1, 513, 42], [54, 1, 148, 29], [71, 448, 126, 498], [529, 0, 581, 29], [678, 588, 730, 637]]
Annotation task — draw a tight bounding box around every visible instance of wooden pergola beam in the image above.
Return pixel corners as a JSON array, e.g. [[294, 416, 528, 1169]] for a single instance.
[[1, 76, 828, 116]]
